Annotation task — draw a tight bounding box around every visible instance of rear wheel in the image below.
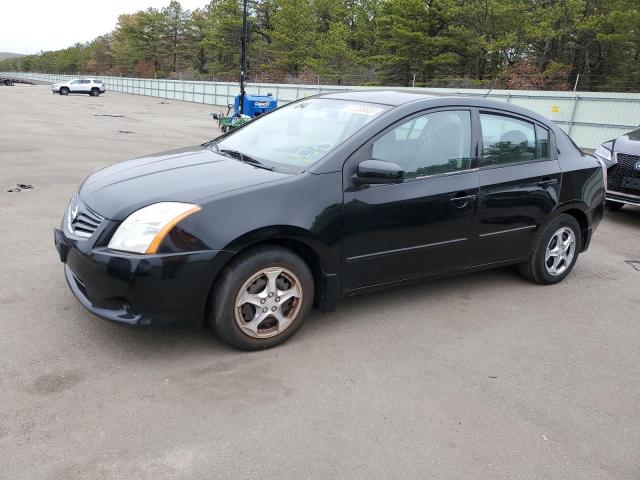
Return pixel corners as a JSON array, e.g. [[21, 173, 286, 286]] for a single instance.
[[59, 87, 69, 96], [209, 245, 314, 350], [518, 214, 581, 285], [606, 200, 624, 211], [90, 88, 100, 97]]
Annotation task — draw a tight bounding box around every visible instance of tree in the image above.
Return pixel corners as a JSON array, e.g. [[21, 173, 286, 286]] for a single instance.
[[446, 0, 524, 80], [1, 0, 638, 92], [307, 22, 362, 83], [269, 0, 317, 76], [112, 8, 166, 76], [199, 0, 244, 79], [162, 1, 194, 72], [374, 0, 455, 86]]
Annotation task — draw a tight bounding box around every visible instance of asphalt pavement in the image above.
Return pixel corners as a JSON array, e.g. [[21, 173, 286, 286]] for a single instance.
[[1, 84, 639, 479]]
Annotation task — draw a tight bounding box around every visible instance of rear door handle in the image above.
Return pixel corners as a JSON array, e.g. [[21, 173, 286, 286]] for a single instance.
[[450, 193, 477, 208], [538, 177, 558, 187]]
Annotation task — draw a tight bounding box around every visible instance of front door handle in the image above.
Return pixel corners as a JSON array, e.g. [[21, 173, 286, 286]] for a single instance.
[[450, 193, 477, 208], [538, 177, 558, 187]]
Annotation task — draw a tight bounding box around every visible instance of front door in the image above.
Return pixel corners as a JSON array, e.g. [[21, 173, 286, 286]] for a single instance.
[[69, 80, 82, 92], [341, 109, 480, 292], [473, 112, 561, 265]]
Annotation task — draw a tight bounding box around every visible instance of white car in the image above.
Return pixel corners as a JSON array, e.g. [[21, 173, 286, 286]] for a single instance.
[[52, 78, 106, 97]]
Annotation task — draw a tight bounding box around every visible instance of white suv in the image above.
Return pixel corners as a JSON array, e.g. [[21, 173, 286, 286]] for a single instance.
[[52, 78, 106, 97]]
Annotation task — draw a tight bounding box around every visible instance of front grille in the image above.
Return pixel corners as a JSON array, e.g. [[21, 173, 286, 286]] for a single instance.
[[67, 194, 104, 238], [608, 153, 640, 194]]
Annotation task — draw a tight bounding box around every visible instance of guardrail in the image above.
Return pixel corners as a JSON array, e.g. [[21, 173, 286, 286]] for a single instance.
[[5, 72, 640, 149]]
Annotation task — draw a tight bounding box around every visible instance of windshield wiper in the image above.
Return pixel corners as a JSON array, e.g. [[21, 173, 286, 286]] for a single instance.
[[218, 148, 273, 171], [204, 139, 221, 151]]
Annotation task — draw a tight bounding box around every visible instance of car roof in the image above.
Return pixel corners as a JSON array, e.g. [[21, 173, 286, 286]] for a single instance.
[[320, 89, 558, 129], [318, 89, 450, 106]]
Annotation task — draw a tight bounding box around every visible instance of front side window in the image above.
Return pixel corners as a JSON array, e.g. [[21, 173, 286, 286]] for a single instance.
[[217, 99, 390, 169], [71, 80, 81, 84], [371, 110, 472, 178], [480, 113, 536, 166]]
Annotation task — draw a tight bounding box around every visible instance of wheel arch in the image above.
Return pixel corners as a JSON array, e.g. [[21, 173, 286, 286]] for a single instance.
[[204, 226, 340, 326], [547, 202, 591, 251]]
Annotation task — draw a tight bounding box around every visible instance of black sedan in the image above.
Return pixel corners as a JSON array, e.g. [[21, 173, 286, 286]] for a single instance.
[[55, 91, 605, 350], [594, 128, 640, 209]]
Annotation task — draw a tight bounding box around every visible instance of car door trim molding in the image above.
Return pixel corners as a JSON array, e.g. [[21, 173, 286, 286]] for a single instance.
[[478, 224, 536, 238], [358, 167, 480, 190], [346, 237, 468, 263]]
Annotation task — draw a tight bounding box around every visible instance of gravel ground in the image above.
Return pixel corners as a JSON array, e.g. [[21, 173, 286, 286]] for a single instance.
[[1, 84, 639, 479]]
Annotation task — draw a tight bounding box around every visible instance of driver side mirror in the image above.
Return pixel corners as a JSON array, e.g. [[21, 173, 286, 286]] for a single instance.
[[352, 159, 404, 185]]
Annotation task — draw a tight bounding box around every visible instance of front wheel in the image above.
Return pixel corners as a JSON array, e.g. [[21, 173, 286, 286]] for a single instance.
[[518, 214, 582, 285], [209, 245, 314, 350], [59, 87, 69, 96]]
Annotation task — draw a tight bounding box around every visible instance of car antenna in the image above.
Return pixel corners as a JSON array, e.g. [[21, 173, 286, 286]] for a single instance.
[[483, 79, 498, 99]]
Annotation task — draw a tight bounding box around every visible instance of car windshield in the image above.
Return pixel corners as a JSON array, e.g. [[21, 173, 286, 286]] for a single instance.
[[216, 98, 390, 168]]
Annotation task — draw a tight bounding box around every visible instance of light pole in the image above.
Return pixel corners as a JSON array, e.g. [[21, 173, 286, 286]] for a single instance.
[[239, 0, 248, 115]]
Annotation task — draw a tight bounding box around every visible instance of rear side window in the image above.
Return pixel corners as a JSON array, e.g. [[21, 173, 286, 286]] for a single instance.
[[480, 113, 536, 166], [536, 125, 550, 159]]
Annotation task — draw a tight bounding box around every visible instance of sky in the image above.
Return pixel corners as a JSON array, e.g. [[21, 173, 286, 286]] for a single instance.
[[0, 0, 207, 54]]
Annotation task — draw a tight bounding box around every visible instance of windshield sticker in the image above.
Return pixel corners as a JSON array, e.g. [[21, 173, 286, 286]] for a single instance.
[[294, 147, 318, 163], [341, 104, 385, 116]]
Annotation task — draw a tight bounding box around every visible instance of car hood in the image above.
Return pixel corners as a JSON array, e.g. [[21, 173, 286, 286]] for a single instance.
[[614, 128, 640, 155], [79, 144, 291, 220]]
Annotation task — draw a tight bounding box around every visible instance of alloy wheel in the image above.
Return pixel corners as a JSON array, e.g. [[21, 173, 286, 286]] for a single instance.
[[234, 267, 303, 339], [544, 226, 576, 276]]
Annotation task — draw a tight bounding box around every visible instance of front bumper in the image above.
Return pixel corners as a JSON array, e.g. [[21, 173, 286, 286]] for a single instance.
[[54, 228, 234, 327]]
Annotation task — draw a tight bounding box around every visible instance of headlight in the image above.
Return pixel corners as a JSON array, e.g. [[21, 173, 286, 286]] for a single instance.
[[108, 202, 201, 254], [594, 144, 616, 167]]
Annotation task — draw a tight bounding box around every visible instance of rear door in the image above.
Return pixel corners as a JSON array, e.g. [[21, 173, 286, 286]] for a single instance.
[[473, 111, 560, 265]]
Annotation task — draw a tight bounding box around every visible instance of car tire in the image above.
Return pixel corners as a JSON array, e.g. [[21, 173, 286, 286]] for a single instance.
[[209, 245, 314, 350], [220, 125, 228, 133], [518, 214, 582, 285], [60, 87, 69, 96], [90, 88, 100, 97], [606, 200, 624, 211]]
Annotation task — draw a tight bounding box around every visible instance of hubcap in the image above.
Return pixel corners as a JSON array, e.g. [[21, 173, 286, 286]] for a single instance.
[[234, 267, 303, 339], [544, 226, 576, 276]]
